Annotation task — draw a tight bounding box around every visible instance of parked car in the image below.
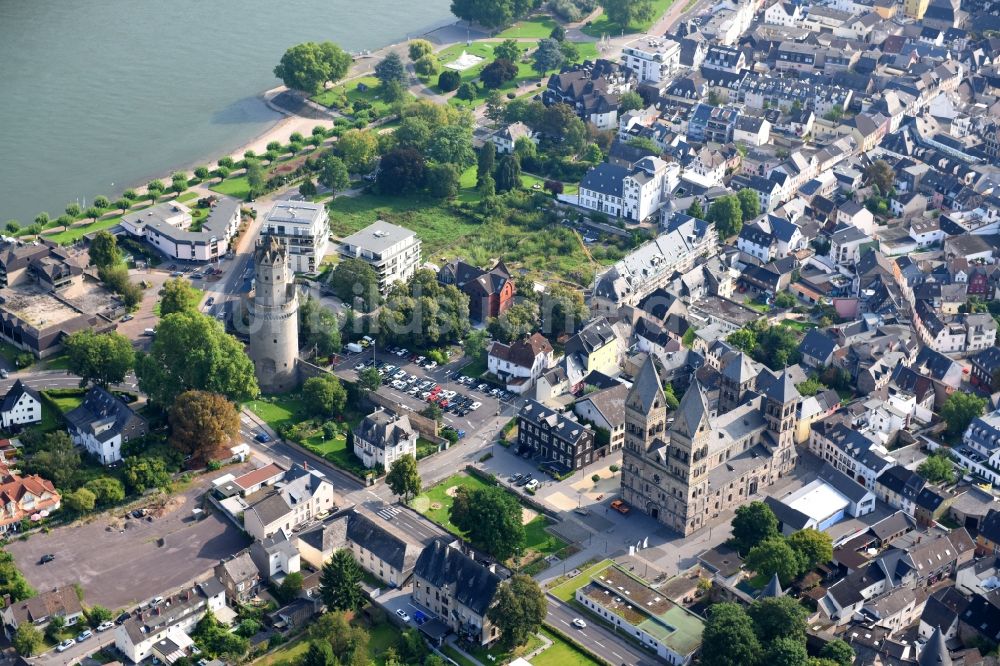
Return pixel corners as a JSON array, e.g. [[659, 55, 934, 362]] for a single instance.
[[114, 612, 130, 625], [57, 639, 75, 652], [572, 618, 587, 629], [76, 630, 93, 643], [516, 474, 532, 487], [525, 479, 540, 491], [38, 553, 55, 564], [121, 314, 134, 322], [395, 609, 411, 623], [610, 500, 631, 515], [508, 473, 522, 483], [96, 621, 114, 632]]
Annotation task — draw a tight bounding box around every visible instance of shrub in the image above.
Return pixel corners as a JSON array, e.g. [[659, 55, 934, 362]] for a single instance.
[[438, 70, 461, 92]]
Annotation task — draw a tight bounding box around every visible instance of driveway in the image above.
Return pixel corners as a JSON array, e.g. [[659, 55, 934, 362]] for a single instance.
[[8, 467, 252, 610]]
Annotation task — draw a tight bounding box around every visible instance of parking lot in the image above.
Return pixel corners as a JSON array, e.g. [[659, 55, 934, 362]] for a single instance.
[[7, 467, 252, 610], [335, 345, 523, 440]]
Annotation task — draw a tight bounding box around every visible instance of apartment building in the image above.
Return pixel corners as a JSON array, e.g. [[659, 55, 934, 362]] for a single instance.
[[261, 201, 330, 273], [339, 220, 421, 294]]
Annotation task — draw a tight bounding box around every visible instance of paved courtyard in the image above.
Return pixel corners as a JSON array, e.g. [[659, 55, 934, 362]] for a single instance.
[[8, 467, 252, 610]]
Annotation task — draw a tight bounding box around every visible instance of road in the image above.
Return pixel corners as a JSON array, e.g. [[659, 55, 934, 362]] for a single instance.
[[546, 597, 661, 666]]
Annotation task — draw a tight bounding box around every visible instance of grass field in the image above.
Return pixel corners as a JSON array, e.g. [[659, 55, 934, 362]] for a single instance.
[[311, 76, 407, 117], [210, 176, 251, 200], [410, 472, 493, 534], [245, 393, 308, 431], [582, 0, 675, 36], [46, 390, 86, 414], [326, 193, 599, 286], [496, 16, 560, 38], [45, 213, 124, 245], [549, 559, 614, 601], [534, 629, 603, 666]]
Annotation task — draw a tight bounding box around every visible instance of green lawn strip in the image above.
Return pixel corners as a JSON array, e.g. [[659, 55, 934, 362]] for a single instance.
[[176, 191, 199, 203], [311, 76, 400, 117], [535, 628, 604, 666], [780, 319, 817, 332], [410, 472, 493, 535], [301, 431, 370, 478], [210, 176, 251, 200], [549, 558, 615, 602], [416, 437, 439, 460], [367, 622, 404, 665], [46, 213, 124, 245], [254, 635, 310, 666], [496, 16, 560, 38], [37, 354, 72, 371], [582, 0, 675, 36], [245, 393, 309, 431], [441, 644, 478, 666], [469, 632, 545, 664], [523, 515, 568, 560]]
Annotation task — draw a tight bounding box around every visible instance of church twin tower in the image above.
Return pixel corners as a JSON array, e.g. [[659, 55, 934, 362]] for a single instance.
[[620, 354, 800, 536]]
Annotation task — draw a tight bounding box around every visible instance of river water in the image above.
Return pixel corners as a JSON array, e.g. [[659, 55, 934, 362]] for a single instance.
[[0, 0, 453, 224]]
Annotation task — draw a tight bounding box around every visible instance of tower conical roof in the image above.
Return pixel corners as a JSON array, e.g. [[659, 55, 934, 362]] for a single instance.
[[722, 351, 756, 384], [627, 355, 662, 414], [919, 627, 952, 666], [764, 369, 801, 404], [672, 380, 710, 439], [761, 573, 783, 598]]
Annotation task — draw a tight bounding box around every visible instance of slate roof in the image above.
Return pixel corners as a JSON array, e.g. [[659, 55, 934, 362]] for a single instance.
[[626, 355, 662, 415], [355, 410, 415, 451], [799, 329, 837, 363], [760, 573, 783, 598], [413, 540, 501, 616], [919, 626, 952, 666], [763, 369, 801, 404], [0, 380, 41, 414], [580, 163, 629, 197], [488, 333, 552, 370], [64, 385, 147, 445], [346, 511, 420, 571], [876, 465, 925, 502], [672, 381, 710, 440]]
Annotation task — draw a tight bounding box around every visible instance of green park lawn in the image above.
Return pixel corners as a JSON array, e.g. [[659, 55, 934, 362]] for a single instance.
[[311, 76, 406, 117], [410, 472, 493, 534], [497, 15, 560, 38], [327, 193, 598, 286], [534, 629, 603, 666], [549, 559, 614, 601], [45, 213, 124, 245], [582, 0, 675, 36], [245, 393, 308, 431], [210, 176, 252, 201]]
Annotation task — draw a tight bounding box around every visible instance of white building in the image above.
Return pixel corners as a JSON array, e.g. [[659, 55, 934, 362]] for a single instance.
[[0, 380, 41, 430], [621, 38, 681, 84], [352, 409, 418, 470], [579, 157, 680, 222], [64, 386, 148, 465], [809, 419, 895, 490], [764, 0, 803, 26], [120, 198, 241, 262], [261, 201, 331, 273], [339, 220, 421, 294], [242, 466, 337, 540], [487, 333, 554, 395], [490, 122, 536, 154]]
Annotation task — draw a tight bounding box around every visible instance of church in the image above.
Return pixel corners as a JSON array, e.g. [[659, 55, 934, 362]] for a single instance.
[[620, 352, 801, 536]]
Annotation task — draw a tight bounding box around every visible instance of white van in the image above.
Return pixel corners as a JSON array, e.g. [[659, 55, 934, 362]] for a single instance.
[[143, 328, 156, 336]]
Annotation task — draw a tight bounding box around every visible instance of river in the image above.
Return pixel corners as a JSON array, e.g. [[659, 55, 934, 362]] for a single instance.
[[0, 0, 454, 224]]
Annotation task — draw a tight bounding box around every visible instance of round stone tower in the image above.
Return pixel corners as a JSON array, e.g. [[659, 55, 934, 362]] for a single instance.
[[249, 235, 300, 393]]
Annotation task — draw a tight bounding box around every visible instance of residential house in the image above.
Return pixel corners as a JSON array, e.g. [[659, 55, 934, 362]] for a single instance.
[[411, 540, 502, 645], [799, 329, 838, 368], [875, 465, 926, 516], [517, 400, 598, 471], [2, 585, 84, 638], [969, 346, 1000, 392], [339, 221, 422, 295], [578, 157, 680, 222], [953, 410, 1000, 487], [64, 386, 148, 465], [0, 380, 41, 431], [564, 318, 623, 388], [438, 259, 515, 323], [977, 509, 1000, 556], [214, 551, 260, 604], [353, 409, 418, 470], [621, 38, 681, 83], [544, 60, 633, 129], [249, 530, 301, 583], [733, 116, 771, 147], [487, 333, 554, 395], [572, 384, 627, 454], [490, 122, 535, 154], [837, 200, 876, 236], [808, 418, 895, 489], [0, 472, 61, 534], [242, 465, 337, 540]]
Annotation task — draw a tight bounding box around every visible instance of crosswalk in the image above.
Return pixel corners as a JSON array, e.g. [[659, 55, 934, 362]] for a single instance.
[[377, 505, 401, 520]]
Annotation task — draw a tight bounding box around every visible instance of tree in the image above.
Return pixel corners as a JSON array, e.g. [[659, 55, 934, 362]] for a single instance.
[[708, 194, 744, 238], [489, 302, 539, 342], [820, 639, 855, 666], [450, 0, 532, 28], [298, 179, 317, 198], [414, 54, 440, 76], [539, 103, 586, 155], [765, 636, 809, 666], [171, 174, 188, 194], [123, 456, 171, 493], [941, 391, 986, 437], [303, 641, 334, 666], [427, 124, 475, 168], [378, 148, 426, 194], [319, 156, 350, 194], [159, 278, 200, 317], [488, 574, 546, 649], [274, 42, 353, 94], [276, 571, 304, 604], [495, 153, 522, 193], [450, 485, 525, 560], [89, 230, 122, 268], [618, 90, 644, 113], [774, 291, 796, 309], [602, 0, 655, 27], [65, 202, 82, 218], [34, 212, 50, 228], [919, 450, 956, 484], [864, 159, 895, 195], [147, 180, 165, 200], [378, 270, 470, 349], [86, 606, 113, 628], [687, 199, 704, 218], [65, 487, 97, 514], [438, 69, 461, 92], [137, 310, 259, 405], [64, 330, 135, 388], [23, 432, 81, 488], [481, 58, 518, 89], [787, 528, 832, 573], [114, 197, 131, 213], [477, 142, 496, 187], [663, 382, 680, 410], [194, 166, 211, 180], [737, 188, 761, 221], [750, 596, 808, 643], [169, 390, 240, 463], [550, 24, 567, 41], [542, 284, 588, 337], [730, 501, 778, 554], [408, 39, 434, 61], [727, 328, 757, 355], [375, 52, 406, 89], [337, 129, 379, 173], [426, 162, 461, 199], [85, 477, 126, 506], [745, 537, 801, 585], [532, 38, 565, 75], [456, 81, 478, 101], [13, 623, 42, 656], [302, 375, 348, 418], [299, 296, 342, 357], [357, 367, 382, 395], [246, 160, 265, 197], [320, 549, 364, 611], [386, 454, 422, 501], [494, 39, 522, 63], [701, 603, 761, 666], [328, 258, 381, 311], [192, 611, 249, 660]]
